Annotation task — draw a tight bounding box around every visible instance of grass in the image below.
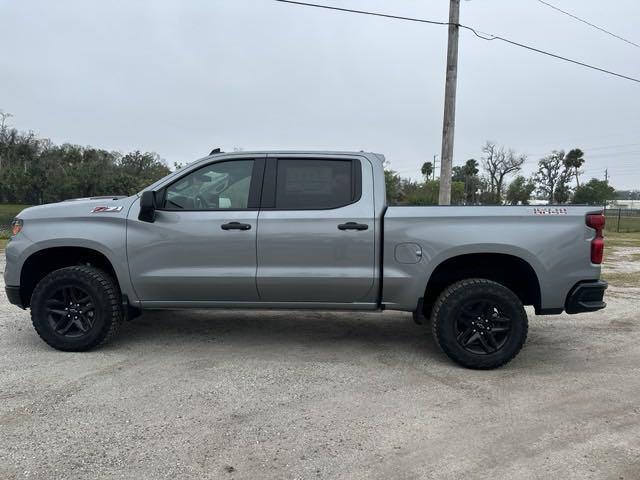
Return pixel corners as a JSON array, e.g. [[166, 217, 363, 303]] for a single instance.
[[0, 203, 29, 217], [0, 238, 7, 250], [601, 230, 640, 288], [602, 270, 640, 288], [605, 213, 640, 234], [604, 231, 640, 249]]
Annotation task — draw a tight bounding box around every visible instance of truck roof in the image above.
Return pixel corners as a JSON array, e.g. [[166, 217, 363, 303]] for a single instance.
[[195, 150, 387, 170], [206, 150, 385, 159]]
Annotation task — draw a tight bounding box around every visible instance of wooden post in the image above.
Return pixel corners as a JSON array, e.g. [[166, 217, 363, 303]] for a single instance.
[[617, 208, 622, 233], [433, 154, 438, 181], [438, 0, 460, 205]]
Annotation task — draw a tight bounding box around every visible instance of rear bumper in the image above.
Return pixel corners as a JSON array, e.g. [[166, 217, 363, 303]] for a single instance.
[[4, 286, 25, 309], [565, 280, 607, 314]]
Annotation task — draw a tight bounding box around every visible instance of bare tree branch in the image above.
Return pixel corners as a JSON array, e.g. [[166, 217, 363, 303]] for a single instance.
[[481, 141, 526, 204]]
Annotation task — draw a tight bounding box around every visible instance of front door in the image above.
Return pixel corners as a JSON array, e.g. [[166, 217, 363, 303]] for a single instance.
[[256, 155, 376, 303], [127, 157, 264, 303]]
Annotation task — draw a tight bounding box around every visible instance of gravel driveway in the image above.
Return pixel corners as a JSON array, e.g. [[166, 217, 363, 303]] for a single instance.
[[1, 251, 639, 480]]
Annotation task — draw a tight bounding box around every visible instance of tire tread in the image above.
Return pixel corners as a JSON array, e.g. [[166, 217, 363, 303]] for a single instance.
[[431, 278, 528, 369], [30, 265, 122, 351]]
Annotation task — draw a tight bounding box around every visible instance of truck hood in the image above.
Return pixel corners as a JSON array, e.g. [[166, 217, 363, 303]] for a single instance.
[[17, 195, 138, 220]]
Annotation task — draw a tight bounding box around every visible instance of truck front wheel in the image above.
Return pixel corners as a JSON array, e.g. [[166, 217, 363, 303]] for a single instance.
[[431, 279, 528, 369], [30, 266, 123, 351]]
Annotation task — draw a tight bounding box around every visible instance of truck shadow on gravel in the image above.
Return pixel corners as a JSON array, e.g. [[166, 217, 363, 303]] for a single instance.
[[114, 310, 445, 359], [101, 310, 585, 370]]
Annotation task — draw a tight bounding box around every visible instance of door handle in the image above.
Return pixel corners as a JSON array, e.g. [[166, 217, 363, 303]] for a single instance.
[[338, 222, 369, 231], [221, 222, 252, 231]]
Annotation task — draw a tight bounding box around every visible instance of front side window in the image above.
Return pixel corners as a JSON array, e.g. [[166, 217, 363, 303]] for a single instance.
[[163, 160, 254, 210], [275, 159, 356, 209]]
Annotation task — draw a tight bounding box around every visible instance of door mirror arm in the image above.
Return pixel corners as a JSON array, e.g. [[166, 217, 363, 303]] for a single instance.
[[139, 191, 157, 223]]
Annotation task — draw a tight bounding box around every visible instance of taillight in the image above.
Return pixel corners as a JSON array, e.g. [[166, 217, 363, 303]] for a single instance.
[[591, 237, 604, 264], [586, 213, 605, 264]]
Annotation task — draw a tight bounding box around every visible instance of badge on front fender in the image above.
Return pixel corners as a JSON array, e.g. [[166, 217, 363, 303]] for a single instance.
[[91, 206, 123, 213]]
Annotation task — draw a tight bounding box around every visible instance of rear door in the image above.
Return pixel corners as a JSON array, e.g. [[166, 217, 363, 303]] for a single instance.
[[256, 154, 376, 303], [127, 156, 265, 303]]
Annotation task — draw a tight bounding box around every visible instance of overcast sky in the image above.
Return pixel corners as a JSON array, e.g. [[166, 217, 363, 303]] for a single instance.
[[1, 0, 639, 189]]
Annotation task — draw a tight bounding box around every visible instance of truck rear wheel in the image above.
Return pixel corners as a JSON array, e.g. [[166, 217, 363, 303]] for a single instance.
[[30, 266, 123, 351], [431, 278, 528, 369]]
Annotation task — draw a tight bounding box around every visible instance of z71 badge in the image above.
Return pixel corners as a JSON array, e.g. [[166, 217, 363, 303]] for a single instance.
[[91, 206, 123, 213], [533, 207, 568, 215]]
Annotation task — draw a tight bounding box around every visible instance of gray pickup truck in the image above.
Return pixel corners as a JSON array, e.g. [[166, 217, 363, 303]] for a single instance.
[[4, 151, 607, 369]]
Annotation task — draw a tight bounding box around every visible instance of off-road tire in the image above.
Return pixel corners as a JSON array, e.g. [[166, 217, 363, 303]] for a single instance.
[[30, 266, 123, 351], [431, 278, 528, 369]]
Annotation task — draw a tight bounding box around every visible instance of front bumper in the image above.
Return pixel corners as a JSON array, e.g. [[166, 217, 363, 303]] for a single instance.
[[565, 280, 607, 314], [4, 286, 25, 309]]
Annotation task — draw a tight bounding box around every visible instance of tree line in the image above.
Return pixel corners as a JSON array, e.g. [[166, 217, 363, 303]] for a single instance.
[[0, 112, 619, 207], [0, 114, 170, 204], [386, 141, 616, 206]]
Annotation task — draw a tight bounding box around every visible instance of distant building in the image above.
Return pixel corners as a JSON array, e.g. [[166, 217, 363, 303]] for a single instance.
[[608, 199, 640, 209]]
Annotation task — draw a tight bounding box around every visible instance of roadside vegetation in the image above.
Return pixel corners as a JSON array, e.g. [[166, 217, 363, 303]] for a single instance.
[[605, 211, 640, 234], [0, 112, 171, 206], [1, 109, 632, 210], [0, 203, 28, 219], [385, 142, 620, 207]]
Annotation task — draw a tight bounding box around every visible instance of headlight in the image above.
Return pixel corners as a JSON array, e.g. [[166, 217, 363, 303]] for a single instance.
[[11, 218, 23, 236]]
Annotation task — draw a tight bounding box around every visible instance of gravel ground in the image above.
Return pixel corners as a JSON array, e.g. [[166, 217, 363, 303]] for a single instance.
[[1, 251, 639, 480]]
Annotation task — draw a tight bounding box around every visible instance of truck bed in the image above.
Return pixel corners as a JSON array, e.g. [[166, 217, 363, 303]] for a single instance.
[[382, 205, 602, 312]]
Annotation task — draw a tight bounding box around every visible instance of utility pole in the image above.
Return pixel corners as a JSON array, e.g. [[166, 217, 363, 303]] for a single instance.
[[438, 0, 460, 205], [433, 154, 438, 180], [604, 169, 608, 182]]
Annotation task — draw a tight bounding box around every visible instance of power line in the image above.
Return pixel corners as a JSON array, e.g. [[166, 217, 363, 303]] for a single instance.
[[517, 138, 640, 153], [582, 142, 640, 152], [536, 0, 640, 50], [274, 0, 640, 84], [274, 0, 450, 26], [584, 165, 640, 172], [584, 164, 640, 171], [463, 29, 640, 84], [524, 150, 640, 160], [586, 150, 640, 158], [520, 143, 640, 159]]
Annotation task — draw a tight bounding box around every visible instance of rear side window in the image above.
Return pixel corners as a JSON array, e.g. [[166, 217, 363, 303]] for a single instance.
[[274, 159, 359, 209]]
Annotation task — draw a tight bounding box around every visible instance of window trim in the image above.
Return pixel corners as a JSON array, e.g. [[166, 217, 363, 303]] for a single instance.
[[260, 157, 362, 211], [156, 158, 266, 212]]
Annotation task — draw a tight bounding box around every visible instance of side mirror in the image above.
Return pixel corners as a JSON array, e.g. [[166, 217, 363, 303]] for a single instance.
[[139, 191, 157, 223]]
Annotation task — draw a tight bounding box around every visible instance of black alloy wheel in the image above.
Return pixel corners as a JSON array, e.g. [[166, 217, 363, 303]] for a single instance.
[[454, 299, 512, 355], [30, 265, 123, 351], [44, 285, 97, 338], [431, 278, 528, 369]]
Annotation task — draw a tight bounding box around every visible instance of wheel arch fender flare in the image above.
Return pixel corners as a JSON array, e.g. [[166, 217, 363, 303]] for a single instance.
[[17, 239, 138, 306], [418, 243, 544, 310]]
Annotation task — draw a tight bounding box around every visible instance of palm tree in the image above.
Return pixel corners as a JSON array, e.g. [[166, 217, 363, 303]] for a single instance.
[[564, 148, 585, 188], [421, 161, 433, 181]]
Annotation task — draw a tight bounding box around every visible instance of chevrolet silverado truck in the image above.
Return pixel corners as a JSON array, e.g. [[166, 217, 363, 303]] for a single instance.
[[3, 151, 607, 369]]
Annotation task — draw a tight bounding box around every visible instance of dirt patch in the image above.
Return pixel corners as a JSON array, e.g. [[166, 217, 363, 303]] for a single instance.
[[602, 235, 640, 288]]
